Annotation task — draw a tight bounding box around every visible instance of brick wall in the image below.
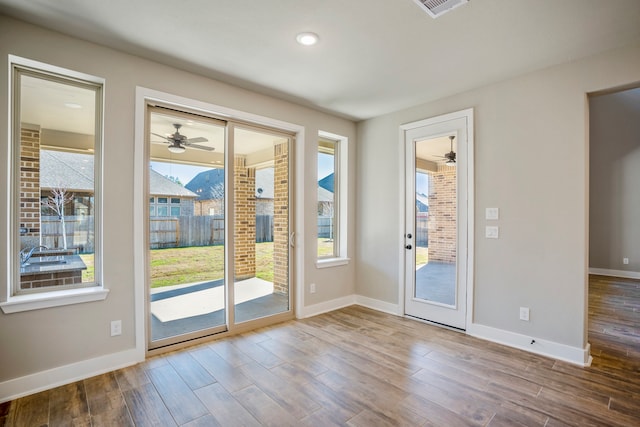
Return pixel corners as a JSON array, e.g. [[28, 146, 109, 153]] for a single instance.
[[20, 125, 41, 248], [273, 143, 289, 295], [427, 164, 457, 263], [234, 156, 256, 279], [20, 270, 82, 289]]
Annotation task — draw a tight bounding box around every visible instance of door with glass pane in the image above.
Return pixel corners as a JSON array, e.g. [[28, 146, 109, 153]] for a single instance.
[[146, 107, 293, 349], [404, 113, 471, 330], [147, 107, 228, 348], [232, 125, 291, 324]]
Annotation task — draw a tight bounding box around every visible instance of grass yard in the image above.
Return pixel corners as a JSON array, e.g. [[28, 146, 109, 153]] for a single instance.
[[150, 242, 276, 288], [416, 246, 429, 267]]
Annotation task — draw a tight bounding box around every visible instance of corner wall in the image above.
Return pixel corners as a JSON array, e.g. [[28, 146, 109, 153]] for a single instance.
[[356, 44, 640, 355]]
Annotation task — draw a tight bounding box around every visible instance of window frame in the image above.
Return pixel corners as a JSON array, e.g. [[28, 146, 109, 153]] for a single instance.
[[1, 56, 107, 313], [316, 131, 349, 268]]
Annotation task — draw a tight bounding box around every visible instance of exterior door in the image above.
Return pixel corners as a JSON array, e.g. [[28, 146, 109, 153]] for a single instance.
[[403, 110, 473, 330], [146, 107, 294, 351]]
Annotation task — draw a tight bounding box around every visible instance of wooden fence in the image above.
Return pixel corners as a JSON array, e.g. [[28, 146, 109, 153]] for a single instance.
[[416, 213, 428, 247], [41, 215, 94, 254], [150, 215, 274, 249]]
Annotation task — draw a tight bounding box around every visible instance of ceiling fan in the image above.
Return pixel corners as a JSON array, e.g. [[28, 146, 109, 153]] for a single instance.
[[151, 123, 213, 154], [435, 135, 456, 166]]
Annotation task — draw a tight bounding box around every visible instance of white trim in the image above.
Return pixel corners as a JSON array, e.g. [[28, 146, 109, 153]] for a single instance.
[[297, 295, 356, 319], [0, 348, 141, 403], [355, 295, 402, 316], [0, 287, 109, 314], [315, 257, 350, 269], [589, 268, 640, 279], [467, 323, 592, 367], [398, 108, 474, 330]]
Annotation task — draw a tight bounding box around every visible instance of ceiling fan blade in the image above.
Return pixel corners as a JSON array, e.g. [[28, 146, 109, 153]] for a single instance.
[[185, 137, 208, 143], [151, 132, 170, 140], [151, 140, 170, 145], [187, 143, 215, 151]]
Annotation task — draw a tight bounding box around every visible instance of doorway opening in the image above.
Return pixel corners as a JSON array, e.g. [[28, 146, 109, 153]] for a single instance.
[[588, 85, 640, 360]]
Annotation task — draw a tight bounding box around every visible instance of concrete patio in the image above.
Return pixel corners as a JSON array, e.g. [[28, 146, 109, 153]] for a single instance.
[[150, 277, 288, 341]]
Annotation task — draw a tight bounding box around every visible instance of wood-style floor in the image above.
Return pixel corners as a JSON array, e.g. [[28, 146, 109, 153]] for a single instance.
[[1, 275, 639, 426]]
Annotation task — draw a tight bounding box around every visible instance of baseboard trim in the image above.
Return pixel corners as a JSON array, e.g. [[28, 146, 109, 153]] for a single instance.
[[589, 268, 640, 280], [467, 323, 592, 367], [297, 295, 356, 319], [0, 348, 142, 404], [354, 295, 402, 316]]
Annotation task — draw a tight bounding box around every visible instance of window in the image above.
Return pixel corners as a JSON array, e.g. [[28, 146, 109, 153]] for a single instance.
[[170, 206, 181, 216], [158, 197, 168, 203], [150, 197, 155, 203], [157, 206, 169, 216], [317, 139, 338, 258], [317, 131, 348, 266], [171, 197, 180, 204], [4, 56, 104, 310], [150, 206, 156, 216]]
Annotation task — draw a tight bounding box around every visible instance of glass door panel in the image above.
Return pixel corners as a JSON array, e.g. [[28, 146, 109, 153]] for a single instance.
[[233, 126, 291, 323], [414, 137, 457, 306], [148, 107, 227, 347]]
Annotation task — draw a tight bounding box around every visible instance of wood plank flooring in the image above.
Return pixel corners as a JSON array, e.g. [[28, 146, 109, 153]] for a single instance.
[[1, 275, 639, 426]]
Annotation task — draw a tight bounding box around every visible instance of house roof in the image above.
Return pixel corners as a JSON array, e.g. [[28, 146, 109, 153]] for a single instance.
[[40, 150, 197, 198], [318, 173, 334, 193], [186, 168, 275, 200]]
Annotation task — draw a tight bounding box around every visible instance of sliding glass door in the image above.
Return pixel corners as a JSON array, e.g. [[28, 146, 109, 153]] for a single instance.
[[146, 106, 293, 350]]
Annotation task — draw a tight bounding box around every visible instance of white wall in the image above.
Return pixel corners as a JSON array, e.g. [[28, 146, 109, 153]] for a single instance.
[[356, 44, 640, 354], [589, 88, 640, 275], [0, 14, 356, 395]]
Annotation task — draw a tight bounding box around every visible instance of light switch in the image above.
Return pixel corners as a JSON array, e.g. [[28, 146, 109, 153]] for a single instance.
[[485, 226, 499, 239], [486, 207, 499, 220]]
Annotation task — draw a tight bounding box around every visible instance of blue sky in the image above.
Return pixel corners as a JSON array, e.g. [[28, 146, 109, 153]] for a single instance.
[[152, 156, 336, 186]]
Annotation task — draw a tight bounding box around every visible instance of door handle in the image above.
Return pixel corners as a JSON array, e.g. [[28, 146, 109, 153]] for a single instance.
[[405, 244, 412, 250], [289, 231, 295, 248]]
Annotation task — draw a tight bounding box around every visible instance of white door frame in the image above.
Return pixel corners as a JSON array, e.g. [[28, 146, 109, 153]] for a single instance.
[[398, 108, 474, 331]]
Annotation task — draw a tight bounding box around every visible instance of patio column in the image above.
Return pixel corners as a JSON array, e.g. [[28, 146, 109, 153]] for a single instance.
[[427, 164, 457, 263], [234, 155, 256, 279], [273, 142, 288, 295], [20, 124, 42, 249]]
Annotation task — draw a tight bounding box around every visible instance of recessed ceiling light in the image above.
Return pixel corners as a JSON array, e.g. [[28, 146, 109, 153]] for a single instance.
[[64, 102, 82, 109], [296, 32, 319, 46]]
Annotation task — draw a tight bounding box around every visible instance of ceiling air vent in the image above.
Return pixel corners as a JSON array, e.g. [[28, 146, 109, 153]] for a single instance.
[[413, 0, 469, 18]]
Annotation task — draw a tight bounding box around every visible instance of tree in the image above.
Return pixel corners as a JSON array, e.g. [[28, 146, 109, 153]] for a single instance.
[[41, 187, 74, 250], [165, 175, 183, 186]]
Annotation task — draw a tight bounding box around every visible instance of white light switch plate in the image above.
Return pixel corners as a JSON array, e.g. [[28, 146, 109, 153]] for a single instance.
[[485, 226, 499, 239], [486, 207, 499, 220]]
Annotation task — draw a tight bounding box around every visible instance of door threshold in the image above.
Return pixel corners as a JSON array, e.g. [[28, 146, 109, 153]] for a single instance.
[[404, 314, 465, 333]]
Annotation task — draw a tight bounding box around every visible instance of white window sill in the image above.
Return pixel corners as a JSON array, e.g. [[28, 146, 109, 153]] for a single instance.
[[0, 286, 109, 314], [316, 257, 350, 269]]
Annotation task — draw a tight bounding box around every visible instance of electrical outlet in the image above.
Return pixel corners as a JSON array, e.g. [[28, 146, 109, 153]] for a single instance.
[[623, 258, 629, 265], [310, 283, 316, 294], [110, 320, 122, 336], [519, 307, 530, 322]]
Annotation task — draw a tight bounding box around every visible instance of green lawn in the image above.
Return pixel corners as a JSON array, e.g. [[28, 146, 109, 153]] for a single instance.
[[82, 241, 427, 288]]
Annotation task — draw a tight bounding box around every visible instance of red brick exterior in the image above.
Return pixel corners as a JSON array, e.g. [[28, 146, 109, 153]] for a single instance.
[[273, 143, 289, 295], [234, 156, 256, 279], [427, 164, 457, 263]]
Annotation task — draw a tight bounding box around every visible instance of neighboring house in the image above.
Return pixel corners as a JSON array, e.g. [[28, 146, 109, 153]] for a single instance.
[[416, 192, 429, 213], [186, 168, 275, 216], [40, 150, 197, 216]]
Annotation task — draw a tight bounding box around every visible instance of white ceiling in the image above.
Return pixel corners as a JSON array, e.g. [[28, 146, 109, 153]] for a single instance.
[[2, 0, 640, 121]]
